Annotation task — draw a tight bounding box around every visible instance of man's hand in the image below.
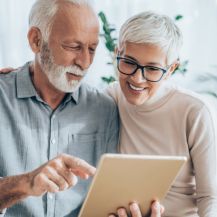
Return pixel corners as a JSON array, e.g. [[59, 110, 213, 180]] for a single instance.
[[0, 67, 15, 73], [26, 153, 96, 196], [108, 201, 164, 217], [0, 154, 95, 210]]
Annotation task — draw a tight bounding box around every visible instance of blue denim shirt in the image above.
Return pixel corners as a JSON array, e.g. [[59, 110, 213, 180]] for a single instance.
[[0, 63, 119, 217]]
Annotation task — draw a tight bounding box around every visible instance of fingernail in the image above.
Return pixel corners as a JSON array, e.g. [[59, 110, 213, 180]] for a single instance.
[[84, 174, 89, 179], [154, 201, 160, 210], [64, 185, 68, 190], [130, 203, 138, 211], [117, 208, 125, 215]]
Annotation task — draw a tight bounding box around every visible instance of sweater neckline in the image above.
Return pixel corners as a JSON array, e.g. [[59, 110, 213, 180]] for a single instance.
[[122, 81, 176, 113]]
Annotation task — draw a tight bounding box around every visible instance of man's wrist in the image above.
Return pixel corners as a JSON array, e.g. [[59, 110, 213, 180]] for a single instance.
[[0, 174, 32, 210], [20, 172, 33, 197]]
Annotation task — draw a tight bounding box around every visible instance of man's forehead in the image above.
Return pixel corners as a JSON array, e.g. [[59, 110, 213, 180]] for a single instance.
[[55, 1, 98, 24], [51, 3, 99, 34]]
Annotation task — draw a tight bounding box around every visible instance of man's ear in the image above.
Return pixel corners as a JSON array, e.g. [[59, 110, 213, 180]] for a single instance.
[[28, 27, 42, 54]]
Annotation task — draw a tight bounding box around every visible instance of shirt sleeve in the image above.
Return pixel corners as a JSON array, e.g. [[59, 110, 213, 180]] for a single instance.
[[0, 209, 6, 216], [0, 178, 6, 217], [105, 97, 120, 154], [188, 104, 217, 216]]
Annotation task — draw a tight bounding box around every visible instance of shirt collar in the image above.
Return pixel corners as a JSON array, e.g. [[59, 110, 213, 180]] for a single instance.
[[16, 62, 80, 104], [70, 89, 79, 104]]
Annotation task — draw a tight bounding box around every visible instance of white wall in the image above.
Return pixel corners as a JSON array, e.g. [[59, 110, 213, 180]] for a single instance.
[[0, 0, 217, 88]]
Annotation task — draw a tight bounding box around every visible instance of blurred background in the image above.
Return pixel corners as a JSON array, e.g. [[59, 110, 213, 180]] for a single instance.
[[0, 0, 217, 94]]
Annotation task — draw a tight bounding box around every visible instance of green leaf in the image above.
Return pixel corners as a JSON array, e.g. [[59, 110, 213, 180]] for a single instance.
[[98, 12, 107, 24], [175, 15, 183, 21], [101, 76, 116, 84]]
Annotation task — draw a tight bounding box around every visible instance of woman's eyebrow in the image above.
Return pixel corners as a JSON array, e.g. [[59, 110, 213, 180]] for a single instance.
[[123, 55, 163, 67], [122, 55, 138, 62]]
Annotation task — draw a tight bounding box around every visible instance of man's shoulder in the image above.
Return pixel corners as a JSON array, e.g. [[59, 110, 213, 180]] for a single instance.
[[0, 64, 30, 100], [0, 70, 17, 92], [0, 69, 17, 80], [80, 82, 117, 110], [0, 63, 28, 82], [0, 62, 30, 89], [78, 83, 119, 130]]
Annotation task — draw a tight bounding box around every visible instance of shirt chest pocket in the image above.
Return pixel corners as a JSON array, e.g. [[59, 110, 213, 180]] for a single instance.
[[67, 133, 105, 166]]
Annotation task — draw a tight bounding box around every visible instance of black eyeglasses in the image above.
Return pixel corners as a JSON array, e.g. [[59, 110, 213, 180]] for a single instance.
[[117, 56, 170, 82]]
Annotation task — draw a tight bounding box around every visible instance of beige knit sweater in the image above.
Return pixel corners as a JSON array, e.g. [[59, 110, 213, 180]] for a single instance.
[[107, 81, 217, 217]]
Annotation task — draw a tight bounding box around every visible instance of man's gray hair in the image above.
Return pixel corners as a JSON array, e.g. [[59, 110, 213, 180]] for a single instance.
[[29, 0, 94, 41], [118, 11, 183, 65]]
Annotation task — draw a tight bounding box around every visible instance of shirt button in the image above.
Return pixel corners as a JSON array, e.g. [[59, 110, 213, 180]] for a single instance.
[[48, 192, 53, 199], [51, 138, 56, 144]]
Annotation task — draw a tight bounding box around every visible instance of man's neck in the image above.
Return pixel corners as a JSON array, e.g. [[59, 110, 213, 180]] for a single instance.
[[30, 62, 66, 110]]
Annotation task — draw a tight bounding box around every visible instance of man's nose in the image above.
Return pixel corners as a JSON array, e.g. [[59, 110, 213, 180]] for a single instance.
[[74, 48, 92, 70]]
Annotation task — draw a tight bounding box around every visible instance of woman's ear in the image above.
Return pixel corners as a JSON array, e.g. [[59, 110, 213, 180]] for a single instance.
[[27, 27, 42, 54], [170, 60, 180, 75], [164, 60, 180, 80]]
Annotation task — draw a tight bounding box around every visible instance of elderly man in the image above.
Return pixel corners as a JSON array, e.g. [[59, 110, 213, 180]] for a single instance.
[[0, 0, 162, 216], [0, 0, 119, 216]]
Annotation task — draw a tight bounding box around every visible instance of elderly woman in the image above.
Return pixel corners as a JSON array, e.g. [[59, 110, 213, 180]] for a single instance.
[[108, 11, 217, 217]]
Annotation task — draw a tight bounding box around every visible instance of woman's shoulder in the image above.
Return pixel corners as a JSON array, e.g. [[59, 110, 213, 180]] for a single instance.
[[171, 85, 208, 108], [170, 84, 217, 122]]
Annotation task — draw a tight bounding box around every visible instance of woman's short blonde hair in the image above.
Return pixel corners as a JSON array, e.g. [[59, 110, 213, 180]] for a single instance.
[[118, 11, 183, 65]]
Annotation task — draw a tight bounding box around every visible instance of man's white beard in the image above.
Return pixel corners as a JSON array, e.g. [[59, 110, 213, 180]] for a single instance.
[[43, 63, 85, 93], [38, 42, 87, 93]]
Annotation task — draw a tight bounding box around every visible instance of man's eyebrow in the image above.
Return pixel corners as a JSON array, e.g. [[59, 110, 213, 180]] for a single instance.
[[62, 39, 99, 46], [92, 41, 99, 46]]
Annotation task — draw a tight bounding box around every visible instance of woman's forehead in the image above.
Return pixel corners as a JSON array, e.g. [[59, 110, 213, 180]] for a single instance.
[[120, 42, 167, 66]]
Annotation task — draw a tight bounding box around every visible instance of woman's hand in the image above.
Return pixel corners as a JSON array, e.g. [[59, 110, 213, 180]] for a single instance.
[[108, 201, 164, 217], [0, 67, 15, 73]]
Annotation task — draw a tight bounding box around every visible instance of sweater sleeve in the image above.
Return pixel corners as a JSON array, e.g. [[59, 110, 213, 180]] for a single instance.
[[188, 104, 217, 217]]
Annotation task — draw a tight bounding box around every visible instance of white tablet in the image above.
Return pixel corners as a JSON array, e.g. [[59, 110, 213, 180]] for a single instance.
[[78, 154, 186, 217]]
